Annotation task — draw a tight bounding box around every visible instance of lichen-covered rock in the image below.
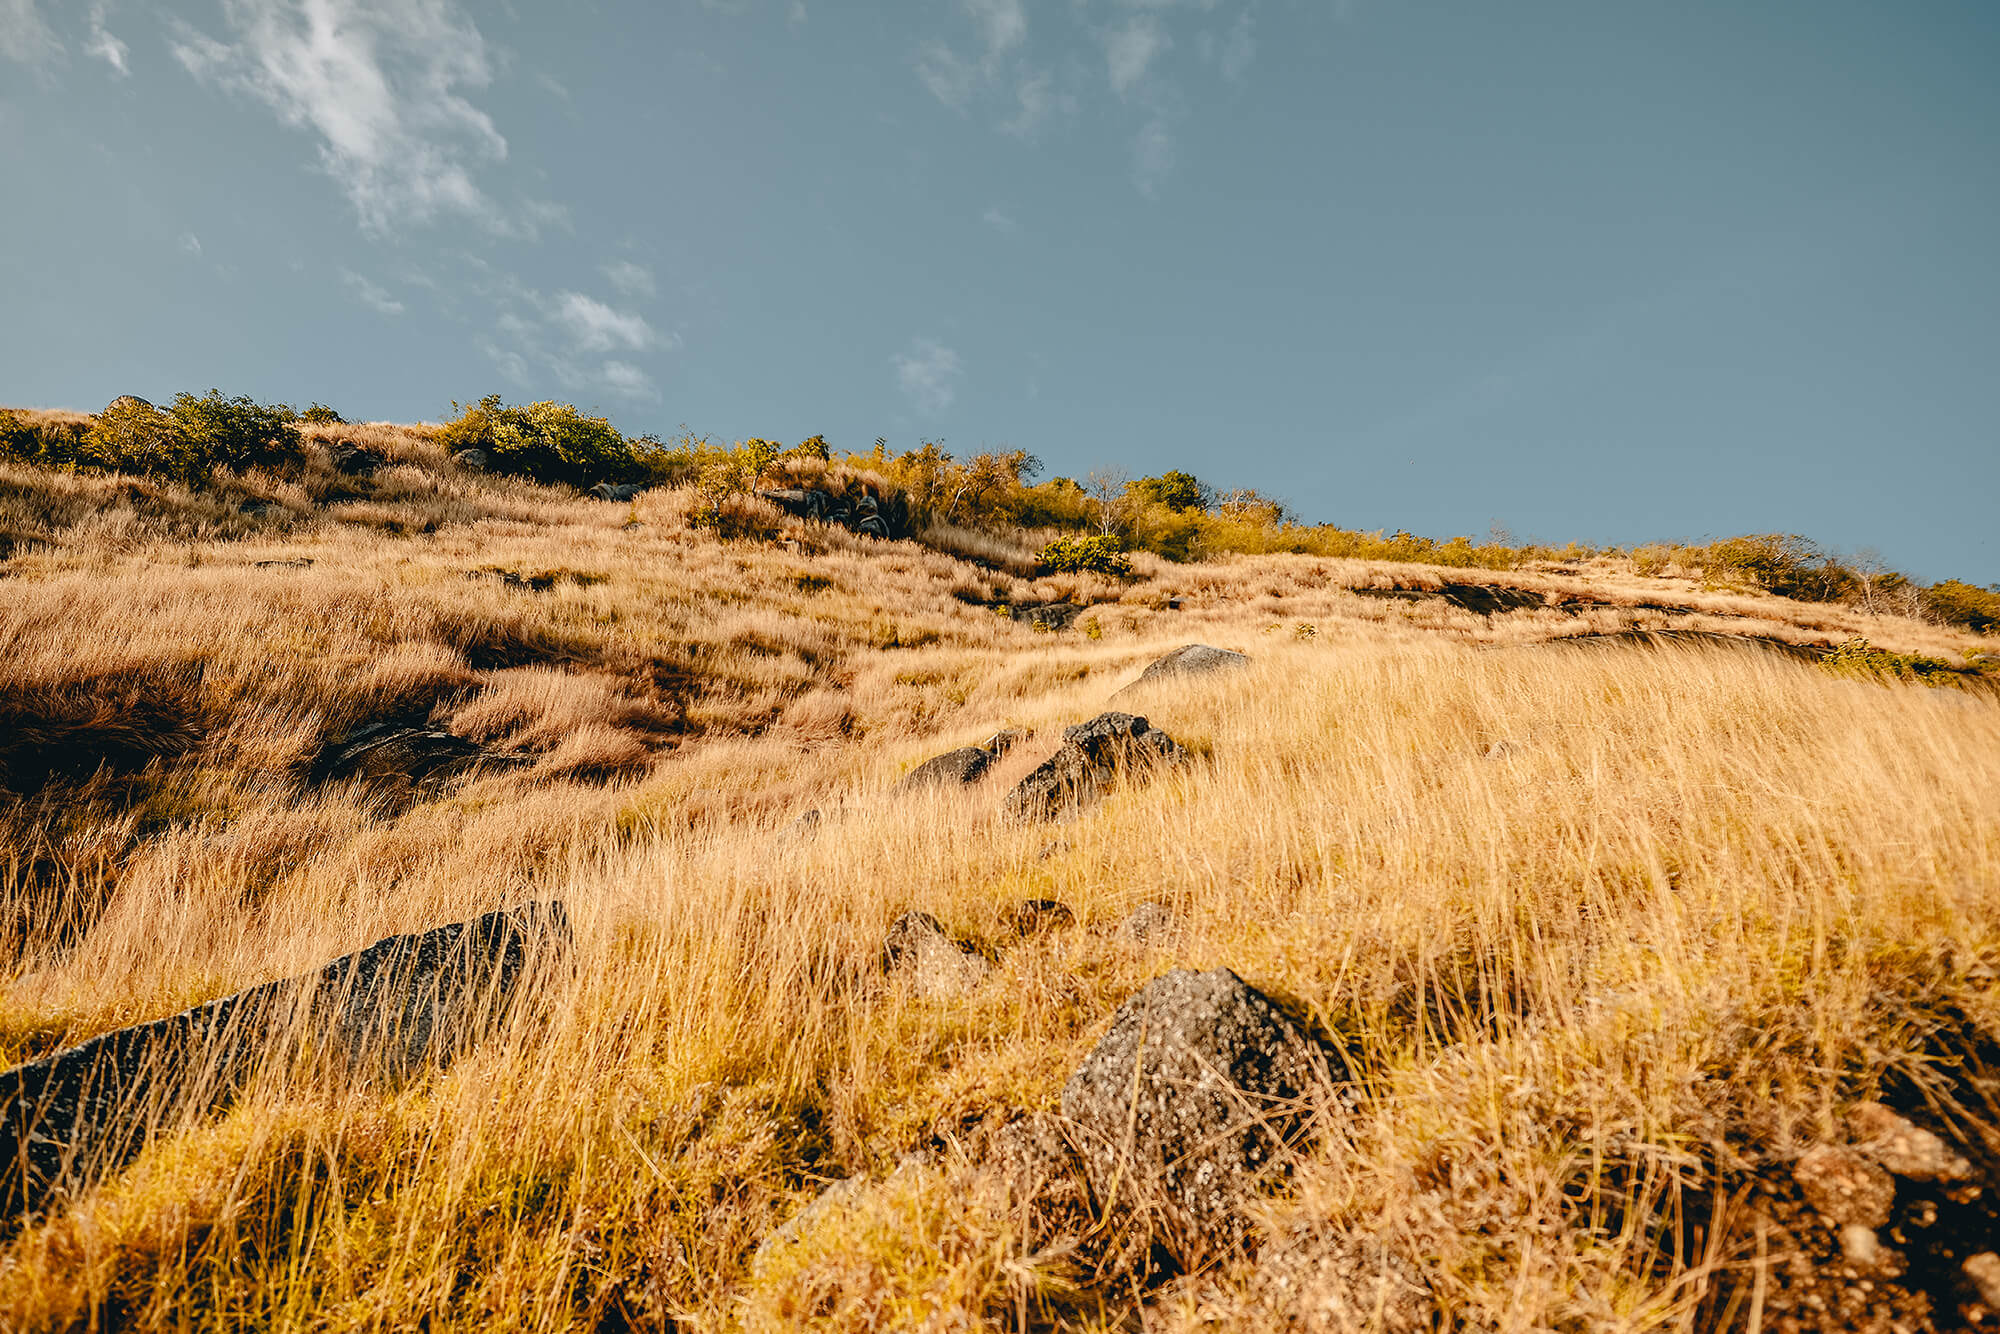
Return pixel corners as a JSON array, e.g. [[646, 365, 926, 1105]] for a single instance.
[[591, 481, 642, 502], [980, 728, 1029, 758], [1190, 1234, 1432, 1333], [883, 911, 990, 998], [1848, 1100, 1973, 1182], [0, 903, 568, 1227], [1060, 968, 1337, 1257], [451, 448, 488, 471], [1004, 712, 1187, 823], [328, 441, 384, 476]]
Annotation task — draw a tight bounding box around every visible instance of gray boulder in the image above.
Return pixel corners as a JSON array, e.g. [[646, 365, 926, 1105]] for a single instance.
[[451, 448, 488, 471], [0, 903, 568, 1227], [1003, 712, 1187, 823], [1119, 644, 1249, 695], [894, 747, 994, 793], [1060, 968, 1338, 1258], [102, 395, 154, 415], [591, 481, 643, 502]]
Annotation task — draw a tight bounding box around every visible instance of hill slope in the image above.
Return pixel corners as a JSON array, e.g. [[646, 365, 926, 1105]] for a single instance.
[[1, 420, 1997, 1331]]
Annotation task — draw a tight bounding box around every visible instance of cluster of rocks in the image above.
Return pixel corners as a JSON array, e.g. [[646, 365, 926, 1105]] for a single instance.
[[1003, 711, 1188, 823], [1760, 1098, 2000, 1328], [757, 487, 904, 539], [0, 903, 569, 1227]]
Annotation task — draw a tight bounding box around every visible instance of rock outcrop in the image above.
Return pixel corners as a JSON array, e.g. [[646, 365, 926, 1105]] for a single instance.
[[1004, 712, 1187, 823], [310, 722, 517, 799], [328, 441, 384, 476], [1060, 968, 1337, 1258], [591, 481, 643, 502], [757, 486, 906, 539], [0, 903, 569, 1226]]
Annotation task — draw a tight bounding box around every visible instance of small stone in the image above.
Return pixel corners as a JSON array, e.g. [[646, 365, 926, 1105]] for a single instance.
[[979, 728, 1030, 758], [1006, 899, 1074, 936], [1839, 1223, 1882, 1268], [893, 747, 993, 793], [883, 911, 990, 998], [1117, 901, 1173, 943], [1964, 1252, 2000, 1308], [1847, 1101, 1973, 1182], [1794, 1144, 1897, 1229]]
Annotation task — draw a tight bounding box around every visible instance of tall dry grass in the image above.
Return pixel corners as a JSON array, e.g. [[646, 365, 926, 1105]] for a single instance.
[[0, 418, 1996, 1329]]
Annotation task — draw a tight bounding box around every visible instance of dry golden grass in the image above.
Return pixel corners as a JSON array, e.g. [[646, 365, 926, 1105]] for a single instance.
[[0, 419, 1996, 1330]]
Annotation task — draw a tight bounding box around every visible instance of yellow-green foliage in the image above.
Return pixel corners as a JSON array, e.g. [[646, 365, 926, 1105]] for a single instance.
[[1036, 533, 1132, 578], [433, 395, 640, 488], [1820, 636, 1961, 684], [1922, 579, 2000, 635]]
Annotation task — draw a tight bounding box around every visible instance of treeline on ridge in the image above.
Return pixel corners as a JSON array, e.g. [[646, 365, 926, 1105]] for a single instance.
[[3, 390, 1995, 635]]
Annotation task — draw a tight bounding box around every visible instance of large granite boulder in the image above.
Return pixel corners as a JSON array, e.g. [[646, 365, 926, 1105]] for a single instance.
[[0, 903, 568, 1227], [1060, 968, 1338, 1259], [1122, 644, 1249, 694], [1003, 712, 1187, 823]]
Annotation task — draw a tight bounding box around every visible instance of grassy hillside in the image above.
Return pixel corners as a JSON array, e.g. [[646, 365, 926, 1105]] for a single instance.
[[1, 415, 1997, 1331]]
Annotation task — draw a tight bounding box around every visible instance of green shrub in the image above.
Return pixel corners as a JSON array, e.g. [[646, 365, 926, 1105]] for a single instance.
[[1921, 580, 2000, 635], [164, 390, 303, 475], [0, 411, 97, 470], [1038, 534, 1132, 578], [435, 395, 640, 488], [298, 403, 345, 424], [1819, 638, 1957, 684]]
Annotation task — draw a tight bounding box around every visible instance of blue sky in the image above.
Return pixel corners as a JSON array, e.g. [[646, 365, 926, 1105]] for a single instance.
[[3, 1, 1995, 581]]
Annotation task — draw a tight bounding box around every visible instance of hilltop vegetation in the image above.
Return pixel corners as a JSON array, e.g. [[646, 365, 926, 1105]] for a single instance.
[[0, 395, 1997, 1331]]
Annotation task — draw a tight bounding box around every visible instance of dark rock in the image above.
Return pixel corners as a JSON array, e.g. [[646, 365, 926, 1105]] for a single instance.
[[328, 441, 385, 476], [254, 558, 314, 569], [1004, 711, 1188, 823], [0, 902, 568, 1227], [451, 448, 488, 471], [1007, 602, 1081, 631], [883, 911, 989, 997], [1123, 644, 1250, 692], [311, 722, 518, 798], [102, 395, 153, 414], [237, 497, 280, 519], [1060, 967, 1337, 1258], [591, 481, 643, 502], [1006, 899, 1074, 936], [894, 747, 994, 793]]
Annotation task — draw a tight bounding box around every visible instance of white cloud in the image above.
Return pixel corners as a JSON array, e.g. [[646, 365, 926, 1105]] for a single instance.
[[595, 360, 659, 400], [341, 268, 405, 315], [600, 259, 656, 299], [1133, 116, 1175, 196], [1105, 16, 1170, 96], [0, 0, 60, 65], [894, 338, 963, 415], [787, 0, 807, 25], [551, 291, 655, 354], [962, 0, 1025, 56], [179, 232, 203, 256], [170, 0, 533, 236], [83, 4, 128, 75], [982, 206, 1019, 233], [1218, 9, 1253, 81], [914, 39, 978, 109], [1002, 67, 1071, 137]]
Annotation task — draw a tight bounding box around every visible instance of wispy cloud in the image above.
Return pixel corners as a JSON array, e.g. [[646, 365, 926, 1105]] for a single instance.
[[83, 3, 128, 75], [1105, 16, 1170, 97], [169, 0, 544, 237], [1215, 10, 1254, 81], [963, 0, 1025, 56], [981, 206, 1019, 233], [0, 0, 61, 66], [1133, 116, 1175, 197], [178, 232, 203, 256], [551, 291, 655, 354], [600, 259, 656, 299], [916, 0, 1058, 134], [341, 268, 405, 315], [894, 338, 963, 414], [915, 39, 979, 110]]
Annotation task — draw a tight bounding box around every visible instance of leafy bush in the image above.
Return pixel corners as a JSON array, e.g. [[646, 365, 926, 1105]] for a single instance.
[[0, 411, 96, 470], [298, 403, 345, 424], [1921, 580, 2000, 635], [1694, 534, 1858, 603], [164, 391, 304, 476], [1129, 469, 1213, 513], [1819, 638, 1957, 683], [1038, 534, 1132, 578], [434, 395, 640, 488]]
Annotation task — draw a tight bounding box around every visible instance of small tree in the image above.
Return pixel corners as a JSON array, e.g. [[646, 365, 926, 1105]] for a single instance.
[[1086, 467, 1132, 536]]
